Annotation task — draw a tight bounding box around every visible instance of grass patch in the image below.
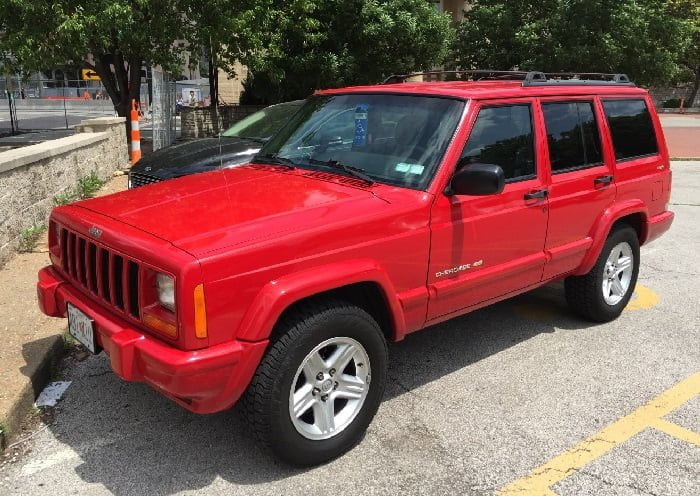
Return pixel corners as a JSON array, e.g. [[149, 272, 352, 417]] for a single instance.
[[17, 224, 46, 253], [53, 171, 105, 206], [53, 190, 79, 206], [77, 172, 105, 199], [62, 330, 79, 349]]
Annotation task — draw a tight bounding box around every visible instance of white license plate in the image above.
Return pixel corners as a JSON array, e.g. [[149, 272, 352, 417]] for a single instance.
[[67, 303, 98, 354]]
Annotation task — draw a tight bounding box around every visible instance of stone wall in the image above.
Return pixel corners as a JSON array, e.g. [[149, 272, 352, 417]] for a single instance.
[[648, 85, 699, 109], [181, 105, 266, 138], [0, 117, 129, 266]]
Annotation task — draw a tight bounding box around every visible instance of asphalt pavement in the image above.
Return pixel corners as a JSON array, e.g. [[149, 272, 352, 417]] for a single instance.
[[1, 162, 698, 496], [0, 110, 116, 134]]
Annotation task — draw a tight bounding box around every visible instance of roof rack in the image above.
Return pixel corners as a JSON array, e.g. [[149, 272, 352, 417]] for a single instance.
[[382, 70, 536, 84], [382, 70, 635, 87], [523, 72, 635, 87]]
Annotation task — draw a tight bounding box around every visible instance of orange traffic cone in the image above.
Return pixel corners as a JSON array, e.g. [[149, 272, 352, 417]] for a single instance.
[[130, 99, 141, 164]]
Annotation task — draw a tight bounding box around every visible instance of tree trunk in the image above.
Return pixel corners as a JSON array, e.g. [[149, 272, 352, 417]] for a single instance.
[[687, 67, 700, 109], [87, 53, 141, 145], [208, 46, 219, 134]]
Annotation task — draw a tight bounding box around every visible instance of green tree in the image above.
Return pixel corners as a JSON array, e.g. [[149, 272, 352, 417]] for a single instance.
[[0, 0, 266, 132], [451, 0, 692, 86], [670, 0, 700, 105], [243, 0, 454, 104]]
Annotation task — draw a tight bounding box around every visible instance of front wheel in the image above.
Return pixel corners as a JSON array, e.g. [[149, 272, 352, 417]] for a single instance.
[[242, 299, 388, 466], [565, 225, 640, 322]]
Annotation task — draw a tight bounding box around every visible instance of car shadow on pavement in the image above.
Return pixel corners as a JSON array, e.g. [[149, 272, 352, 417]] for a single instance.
[[41, 282, 597, 493]]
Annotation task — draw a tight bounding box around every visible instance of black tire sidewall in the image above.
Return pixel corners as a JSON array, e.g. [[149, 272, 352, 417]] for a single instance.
[[267, 307, 387, 466]]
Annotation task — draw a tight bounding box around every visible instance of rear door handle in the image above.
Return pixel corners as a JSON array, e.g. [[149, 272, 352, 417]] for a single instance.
[[594, 175, 614, 186], [524, 189, 548, 200]]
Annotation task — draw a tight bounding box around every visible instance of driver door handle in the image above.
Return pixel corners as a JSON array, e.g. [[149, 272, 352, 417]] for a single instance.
[[594, 175, 614, 186], [524, 189, 548, 200]]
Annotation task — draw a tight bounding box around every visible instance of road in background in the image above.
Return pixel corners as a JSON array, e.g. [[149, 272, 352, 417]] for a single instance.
[[0, 162, 698, 496], [659, 114, 700, 159]]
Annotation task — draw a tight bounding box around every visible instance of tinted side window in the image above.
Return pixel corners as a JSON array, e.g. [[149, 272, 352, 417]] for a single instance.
[[543, 102, 602, 173], [602, 99, 658, 160], [461, 104, 535, 181]]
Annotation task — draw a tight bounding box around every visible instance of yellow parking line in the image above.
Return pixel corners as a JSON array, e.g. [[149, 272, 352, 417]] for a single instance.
[[650, 418, 700, 447], [498, 372, 700, 495], [626, 284, 659, 311]]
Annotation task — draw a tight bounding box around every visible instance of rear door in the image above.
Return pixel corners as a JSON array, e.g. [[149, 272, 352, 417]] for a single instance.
[[539, 97, 617, 280]]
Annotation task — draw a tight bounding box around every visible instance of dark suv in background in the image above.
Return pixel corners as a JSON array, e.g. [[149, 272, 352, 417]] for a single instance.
[[128, 100, 302, 188]]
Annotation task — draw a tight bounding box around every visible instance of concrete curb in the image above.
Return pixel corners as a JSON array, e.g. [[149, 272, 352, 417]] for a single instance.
[[0, 334, 64, 451]]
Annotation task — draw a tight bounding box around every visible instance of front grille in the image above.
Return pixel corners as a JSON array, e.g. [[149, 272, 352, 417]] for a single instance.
[[129, 172, 163, 188], [59, 226, 141, 319]]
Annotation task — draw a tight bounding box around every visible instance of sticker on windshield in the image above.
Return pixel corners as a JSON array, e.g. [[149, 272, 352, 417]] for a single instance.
[[396, 163, 424, 175], [353, 104, 369, 147]]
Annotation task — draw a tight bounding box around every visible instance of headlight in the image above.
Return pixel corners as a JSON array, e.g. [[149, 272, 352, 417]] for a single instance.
[[156, 273, 175, 311]]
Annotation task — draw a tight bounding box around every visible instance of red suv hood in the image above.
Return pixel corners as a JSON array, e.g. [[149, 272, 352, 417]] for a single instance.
[[75, 166, 386, 257]]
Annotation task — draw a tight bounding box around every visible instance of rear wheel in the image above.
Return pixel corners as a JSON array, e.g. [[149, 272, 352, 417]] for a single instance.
[[565, 225, 640, 322], [242, 299, 387, 466]]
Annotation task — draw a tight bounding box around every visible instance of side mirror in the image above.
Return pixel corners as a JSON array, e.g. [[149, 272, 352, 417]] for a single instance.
[[447, 162, 505, 196]]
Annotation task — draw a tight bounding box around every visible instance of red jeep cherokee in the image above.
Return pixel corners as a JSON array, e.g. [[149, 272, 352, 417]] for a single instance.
[[37, 71, 673, 465]]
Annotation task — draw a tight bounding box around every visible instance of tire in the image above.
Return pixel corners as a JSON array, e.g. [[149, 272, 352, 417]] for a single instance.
[[565, 224, 640, 322], [242, 298, 388, 466]]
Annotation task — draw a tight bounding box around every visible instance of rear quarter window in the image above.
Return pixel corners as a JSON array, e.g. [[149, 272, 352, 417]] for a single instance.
[[602, 99, 658, 161]]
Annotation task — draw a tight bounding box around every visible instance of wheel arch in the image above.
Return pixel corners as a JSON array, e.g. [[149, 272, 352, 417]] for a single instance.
[[573, 201, 648, 276], [235, 260, 405, 343]]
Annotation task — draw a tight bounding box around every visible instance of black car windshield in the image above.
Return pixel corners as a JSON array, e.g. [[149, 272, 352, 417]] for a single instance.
[[222, 101, 302, 141], [257, 94, 465, 189]]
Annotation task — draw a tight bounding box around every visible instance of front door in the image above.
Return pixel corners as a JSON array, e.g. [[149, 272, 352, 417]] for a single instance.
[[427, 100, 549, 321]]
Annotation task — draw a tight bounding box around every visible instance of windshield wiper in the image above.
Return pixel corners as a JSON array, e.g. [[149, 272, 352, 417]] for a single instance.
[[253, 154, 297, 169], [308, 158, 375, 185]]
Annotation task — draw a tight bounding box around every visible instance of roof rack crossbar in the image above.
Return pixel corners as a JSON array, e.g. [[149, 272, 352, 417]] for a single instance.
[[382, 70, 541, 84], [382, 70, 635, 87]]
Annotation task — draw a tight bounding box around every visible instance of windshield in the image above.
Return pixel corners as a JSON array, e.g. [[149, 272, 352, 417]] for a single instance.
[[222, 101, 302, 141], [257, 94, 465, 189]]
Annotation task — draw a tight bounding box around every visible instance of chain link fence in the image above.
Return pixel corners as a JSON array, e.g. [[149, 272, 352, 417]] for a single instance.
[[1, 78, 126, 134], [2, 75, 184, 154], [151, 69, 178, 151]]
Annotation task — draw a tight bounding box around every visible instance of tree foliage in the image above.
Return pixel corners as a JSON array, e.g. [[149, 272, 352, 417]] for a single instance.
[[0, 0, 267, 117], [669, 0, 700, 104], [242, 0, 454, 104], [451, 0, 693, 86]]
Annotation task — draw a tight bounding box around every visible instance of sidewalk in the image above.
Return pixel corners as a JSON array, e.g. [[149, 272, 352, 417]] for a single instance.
[[660, 114, 700, 159], [0, 175, 127, 449]]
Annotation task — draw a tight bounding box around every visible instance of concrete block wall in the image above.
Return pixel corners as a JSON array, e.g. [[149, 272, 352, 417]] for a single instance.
[[648, 86, 699, 108], [181, 105, 266, 138], [0, 117, 129, 266]]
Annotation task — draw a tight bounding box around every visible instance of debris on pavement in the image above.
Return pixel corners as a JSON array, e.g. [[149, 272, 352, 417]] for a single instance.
[[35, 382, 72, 408]]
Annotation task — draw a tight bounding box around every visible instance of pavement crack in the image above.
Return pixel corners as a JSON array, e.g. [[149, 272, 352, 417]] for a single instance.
[[388, 375, 416, 396], [640, 264, 699, 276], [86, 370, 111, 378], [577, 468, 662, 496], [669, 202, 700, 207]]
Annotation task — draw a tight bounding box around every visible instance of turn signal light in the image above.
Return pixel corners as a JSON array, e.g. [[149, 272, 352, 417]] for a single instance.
[[194, 284, 207, 339], [143, 312, 177, 338]]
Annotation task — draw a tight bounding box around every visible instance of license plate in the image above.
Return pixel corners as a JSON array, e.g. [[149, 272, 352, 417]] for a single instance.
[[67, 303, 98, 354]]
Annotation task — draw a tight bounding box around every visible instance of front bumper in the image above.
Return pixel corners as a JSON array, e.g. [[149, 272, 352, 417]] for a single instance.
[[37, 266, 267, 413]]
